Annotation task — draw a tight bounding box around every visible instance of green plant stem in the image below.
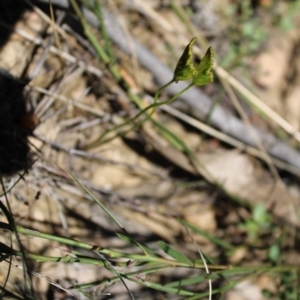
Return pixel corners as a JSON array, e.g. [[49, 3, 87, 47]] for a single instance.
[[10, 224, 227, 270], [6, 248, 107, 266], [0, 179, 35, 299], [69, 0, 119, 79], [0, 199, 13, 299], [70, 173, 126, 232], [71, 265, 168, 289], [94, 0, 115, 61], [86, 80, 175, 148], [11, 224, 300, 273], [88, 81, 193, 147]]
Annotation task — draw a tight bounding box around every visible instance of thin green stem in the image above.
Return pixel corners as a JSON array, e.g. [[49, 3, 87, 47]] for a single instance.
[[87, 82, 194, 148], [70, 173, 126, 232], [71, 265, 168, 289], [69, 0, 120, 80], [0, 178, 35, 299], [86, 80, 175, 148], [94, 0, 115, 61], [14, 225, 227, 270], [7, 249, 107, 266]]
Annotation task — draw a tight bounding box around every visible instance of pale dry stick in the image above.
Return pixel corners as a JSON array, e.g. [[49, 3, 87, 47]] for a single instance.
[[108, 0, 143, 87], [28, 0, 100, 69], [29, 85, 105, 117], [185, 226, 212, 300], [130, 0, 206, 53], [159, 104, 300, 177], [215, 64, 300, 143], [108, 1, 150, 92], [51, 190, 70, 237], [32, 27, 78, 119], [221, 80, 282, 207], [35, 84, 62, 118], [221, 79, 280, 181], [24, 0, 68, 39], [25, 178, 91, 208], [30, 272, 73, 296], [58, 116, 87, 128], [131, 0, 208, 73], [4, 259, 74, 296], [34, 65, 80, 118], [170, 0, 208, 46], [24, 1, 67, 99], [33, 133, 168, 179], [62, 118, 102, 132], [15, 27, 103, 77], [130, 0, 174, 32], [28, 10, 66, 79], [48, 0, 62, 51], [38, 69, 90, 122], [35, 172, 123, 210]]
